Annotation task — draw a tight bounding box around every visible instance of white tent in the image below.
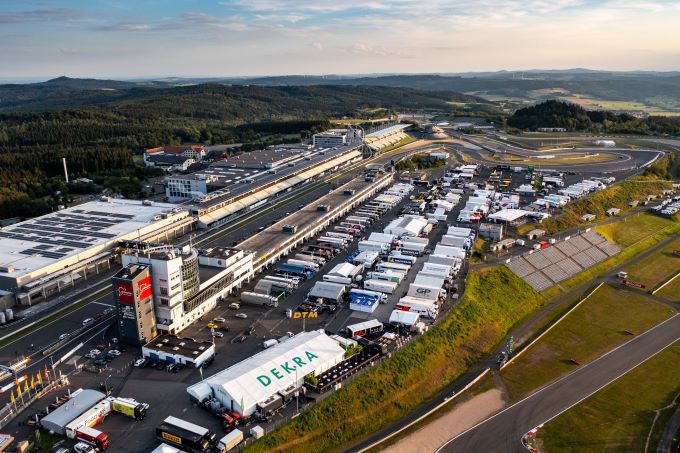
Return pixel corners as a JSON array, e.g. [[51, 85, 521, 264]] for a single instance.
[[488, 209, 530, 223], [187, 330, 345, 416], [308, 281, 346, 301]]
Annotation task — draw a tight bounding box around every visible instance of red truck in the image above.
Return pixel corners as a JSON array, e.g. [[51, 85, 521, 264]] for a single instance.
[[75, 426, 110, 450]]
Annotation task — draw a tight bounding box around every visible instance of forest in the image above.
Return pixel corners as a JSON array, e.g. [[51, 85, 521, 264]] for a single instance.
[[0, 83, 471, 219], [507, 100, 680, 134]]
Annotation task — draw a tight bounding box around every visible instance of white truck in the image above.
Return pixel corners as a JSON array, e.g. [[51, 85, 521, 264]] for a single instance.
[[217, 429, 243, 452], [241, 292, 279, 307]]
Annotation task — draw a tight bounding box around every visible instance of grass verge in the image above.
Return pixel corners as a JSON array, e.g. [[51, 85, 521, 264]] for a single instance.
[[656, 275, 680, 303], [537, 341, 680, 452], [595, 213, 678, 247], [244, 266, 548, 453], [501, 284, 675, 399], [624, 237, 680, 289]]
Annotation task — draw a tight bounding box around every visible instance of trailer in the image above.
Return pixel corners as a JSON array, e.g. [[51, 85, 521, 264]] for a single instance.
[[376, 261, 411, 274], [217, 429, 243, 452], [363, 279, 398, 294], [349, 288, 387, 304], [407, 283, 443, 301], [441, 235, 470, 249], [254, 279, 292, 295], [389, 309, 420, 328], [358, 240, 390, 254], [345, 216, 372, 226], [65, 399, 112, 439], [109, 397, 149, 420], [287, 259, 319, 272], [347, 319, 384, 338], [156, 422, 210, 453], [353, 251, 380, 269], [262, 275, 300, 288], [322, 274, 352, 285], [366, 271, 405, 284], [387, 253, 417, 265], [317, 236, 348, 248], [326, 231, 354, 241], [277, 263, 313, 279], [73, 426, 111, 451], [294, 253, 326, 265], [395, 297, 438, 319], [241, 291, 279, 307]]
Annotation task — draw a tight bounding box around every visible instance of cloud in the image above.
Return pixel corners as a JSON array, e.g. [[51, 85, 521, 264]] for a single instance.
[[0, 8, 81, 24], [311, 42, 324, 50], [349, 42, 407, 58], [96, 22, 152, 32], [59, 48, 79, 55]]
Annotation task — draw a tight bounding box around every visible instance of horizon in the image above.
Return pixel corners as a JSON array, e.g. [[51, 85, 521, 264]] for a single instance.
[[2, 1, 680, 78]]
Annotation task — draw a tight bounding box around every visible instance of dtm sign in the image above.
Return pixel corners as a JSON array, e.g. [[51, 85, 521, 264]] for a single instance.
[[293, 312, 318, 319], [256, 351, 319, 388]]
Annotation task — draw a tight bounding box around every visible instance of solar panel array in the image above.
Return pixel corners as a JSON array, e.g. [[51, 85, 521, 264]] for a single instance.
[[506, 231, 621, 291], [0, 209, 135, 260]]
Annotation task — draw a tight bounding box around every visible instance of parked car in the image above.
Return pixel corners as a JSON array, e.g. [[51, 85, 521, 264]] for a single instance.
[[74, 442, 95, 453], [133, 358, 147, 368], [107, 349, 121, 357], [212, 331, 224, 338], [93, 358, 107, 366], [82, 318, 94, 326], [59, 333, 70, 341], [219, 326, 230, 332], [235, 313, 247, 319], [228, 303, 241, 310], [207, 323, 219, 329], [213, 317, 226, 323], [235, 335, 247, 343], [245, 326, 255, 335]]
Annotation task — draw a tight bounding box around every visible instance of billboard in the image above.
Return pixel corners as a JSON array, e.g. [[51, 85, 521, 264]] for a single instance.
[[137, 276, 152, 300], [115, 282, 134, 304]]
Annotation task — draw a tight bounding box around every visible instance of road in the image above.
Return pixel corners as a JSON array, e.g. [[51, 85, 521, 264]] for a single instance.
[[438, 314, 680, 453]]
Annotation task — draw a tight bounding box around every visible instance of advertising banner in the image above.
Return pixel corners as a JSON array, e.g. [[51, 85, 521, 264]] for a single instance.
[[137, 276, 152, 300], [115, 282, 134, 304]]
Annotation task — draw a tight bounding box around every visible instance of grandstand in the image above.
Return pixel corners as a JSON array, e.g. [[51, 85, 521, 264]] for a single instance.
[[506, 230, 620, 291], [364, 124, 411, 151]]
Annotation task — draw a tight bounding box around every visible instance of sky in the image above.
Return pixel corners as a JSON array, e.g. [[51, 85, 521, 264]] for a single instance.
[[1, 0, 679, 80]]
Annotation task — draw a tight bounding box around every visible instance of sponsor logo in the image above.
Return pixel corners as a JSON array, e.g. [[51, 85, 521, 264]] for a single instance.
[[162, 432, 182, 445], [137, 276, 152, 300], [622, 279, 645, 289], [256, 351, 320, 387], [115, 282, 134, 304], [293, 312, 318, 319], [415, 287, 433, 295]]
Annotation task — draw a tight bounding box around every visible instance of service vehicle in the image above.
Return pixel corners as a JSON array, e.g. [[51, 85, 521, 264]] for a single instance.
[[235, 313, 247, 319], [228, 303, 240, 310], [72, 426, 110, 451], [110, 397, 149, 420], [216, 429, 243, 452], [156, 417, 213, 453]]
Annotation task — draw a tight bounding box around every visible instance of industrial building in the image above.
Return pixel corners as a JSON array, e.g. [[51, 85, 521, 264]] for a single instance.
[[142, 335, 215, 367], [144, 145, 206, 164], [0, 199, 194, 304], [186, 330, 345, 416], [312, 129, 350, 148], [120, 246, 253, 334], [363, 124, 411, 151]]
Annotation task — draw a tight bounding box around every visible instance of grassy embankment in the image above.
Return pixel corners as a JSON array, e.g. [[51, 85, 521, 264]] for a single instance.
[[623, 237, 680, 291], [500, 284, 675, 399], [377, 136, 417, 153], [245, 266, 547, 453], [538, 341, 680, 452]]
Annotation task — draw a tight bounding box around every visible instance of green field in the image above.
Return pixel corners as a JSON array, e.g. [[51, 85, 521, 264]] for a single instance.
[[595, 213, 677, 247], [501, 284, 675, 399], [656, 275, 680, 303], [538, 341, 680, 452], [624, 237, 680, 290], [245, 266, 547, 453]]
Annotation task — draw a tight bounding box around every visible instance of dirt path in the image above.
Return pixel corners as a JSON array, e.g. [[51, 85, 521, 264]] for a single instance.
[[383, 389, 506, 453]]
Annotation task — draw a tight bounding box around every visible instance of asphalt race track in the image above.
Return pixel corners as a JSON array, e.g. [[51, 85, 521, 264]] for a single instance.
[[437, 314, 680, 453]]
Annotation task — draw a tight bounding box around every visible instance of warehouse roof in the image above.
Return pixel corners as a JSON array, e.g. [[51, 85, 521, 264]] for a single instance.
[[308, 281, 346, 300], [487, 209, 530, 222], [187, 330, 344, 412], [0, 199, 188, 280], [40, 389, 105, 432]]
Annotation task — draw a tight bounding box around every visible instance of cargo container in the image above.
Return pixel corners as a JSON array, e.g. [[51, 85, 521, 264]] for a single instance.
[[376, 261, 411, 274], [317, 236, 348, 248], [326, 231, 354, 241], [294, 253, 326, 265], [287, 259, 319, 272], [345, 216, 372, 226], [262, 275, 300, 288], [109, 397, 148, 420], [73, 426, 110, 451], [277, 263, 312, 279], [395, 297, 438, 319], [441, 235, 470, 249], [241, 292, 279, 307], [353, 250, 380, 269], [357, 240, 390, 254], [422, 262, 453, 276], [427, 254, 460, 268], [334, 226, 360, 237], [363, 279, 398, 294], [322, 274, 352, 285], [340, 222, 364, 231]]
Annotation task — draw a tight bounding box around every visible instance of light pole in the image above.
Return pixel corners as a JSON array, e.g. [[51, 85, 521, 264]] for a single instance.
[[104, 374, 112, 395]]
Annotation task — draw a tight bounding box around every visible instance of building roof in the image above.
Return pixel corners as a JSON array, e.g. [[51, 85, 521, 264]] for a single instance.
[[487, 209, 530, 222], [145, 145, 204, 155], [187, 330, 344, 411], [146, 154, 195, 165], [308, 281, 346, 300], [144, 335, 214, 358], [40, 389, 105, 432], [366, 123, 410, 137], [0, 199, 188, 282]]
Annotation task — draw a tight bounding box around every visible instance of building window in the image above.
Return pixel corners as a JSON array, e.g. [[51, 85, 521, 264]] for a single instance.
[[159, 286, 168, 296]]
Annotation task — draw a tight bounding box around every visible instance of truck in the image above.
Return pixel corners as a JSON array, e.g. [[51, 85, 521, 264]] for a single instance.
[[216, 429, 243, 452], [407, 283, 443, 301], [395, 297, 438, 319], [287, 259, 319, 272], [335, 226, 361, 237], [326, 231, 354, 241], [317, 236, 348, 248], [363, 279, 398, 294], [376, 261, 411, 274], [357, 240, 390, 254], [345, 216, 372, 226], [322, 274, 352, 285], [346, 319, 384, 338], [241, 292, 279, 307], [156, 422, 210, 453], [294, 253, 326, 265], [388, 253, 417, 265], [65, 399, 112, 439], [109, 397, 149, 420], [277, 263, 313, 279], [73, 426, 110, 451]]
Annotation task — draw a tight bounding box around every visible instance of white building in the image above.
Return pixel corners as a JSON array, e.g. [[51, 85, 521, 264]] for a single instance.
[[312, 129, 348, 148], [187, 330, 345, 416], [122, 246, 254, 334], [0, 199, 193, 303], [595, 140, 616, 147], [165, 174, 223, 202]]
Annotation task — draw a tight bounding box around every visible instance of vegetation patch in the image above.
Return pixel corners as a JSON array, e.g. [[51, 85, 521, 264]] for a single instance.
[[501, 284, 675, 399], [655, 276, 680, 303], [245, 267, 547, 453], [596, 213, 678, 247], [538, 341, 680, 452], [395, 153, 446, 171]]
